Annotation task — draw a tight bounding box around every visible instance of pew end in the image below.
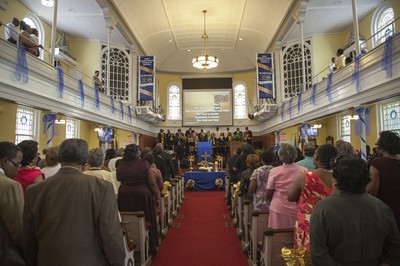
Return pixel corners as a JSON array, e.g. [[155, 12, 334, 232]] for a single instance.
[[259, 227, 294, 266]]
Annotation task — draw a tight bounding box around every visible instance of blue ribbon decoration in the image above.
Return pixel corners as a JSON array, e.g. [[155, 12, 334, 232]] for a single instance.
[[56, 66, 64, 98], [14, 45, 29, 83], [355, 107, 370, 136], [297, 90, 302, 114], [128, 105, 132, 123], [42, 114, 56, 146], [110, 96, 115, 113], [352, 54, 362, 92], [310, 84, 317, 106], [288, 98, 293, 119], [95, 88, 100, 110], [120, 101, 124, 120], [326, 72, 333, 102], [381, 34, 394, 78], [280, 102, 285, 120], [79, 79, 84, 108]]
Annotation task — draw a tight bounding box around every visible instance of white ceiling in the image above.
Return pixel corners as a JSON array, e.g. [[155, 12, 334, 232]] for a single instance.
[[19, 0, 381, 74]]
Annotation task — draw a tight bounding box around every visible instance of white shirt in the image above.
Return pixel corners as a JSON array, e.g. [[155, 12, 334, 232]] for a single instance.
[[5, 22, 19, 44], [108, 156, 122, 172], [41, 164, 61, 179]]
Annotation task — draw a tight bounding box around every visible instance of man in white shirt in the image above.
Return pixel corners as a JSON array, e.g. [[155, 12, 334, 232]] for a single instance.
[[5, 18, 20, 45]]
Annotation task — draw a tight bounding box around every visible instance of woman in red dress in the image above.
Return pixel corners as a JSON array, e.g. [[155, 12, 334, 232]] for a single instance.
[[288, 144, 338, 250]]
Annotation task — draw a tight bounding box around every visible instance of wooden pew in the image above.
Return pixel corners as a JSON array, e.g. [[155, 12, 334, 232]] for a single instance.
[[225, 175, 230, 205], [235, 192, 244, 239], [241, 199, 251, 254], [160, 195, 168, 239], [248, 210, 269, 266], [121, 220, 136, 266], [120, 211, 152, 266], [259, 228, 294, 266]]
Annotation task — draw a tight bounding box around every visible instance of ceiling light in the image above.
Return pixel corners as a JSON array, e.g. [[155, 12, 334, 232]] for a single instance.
[[55, 116, 65, 124], [168, 40, 173, 43], [239, 38, 243, 41], [41, 0, 54, 7], [192, 10, 219, 70], [187, 49, 191, 52]]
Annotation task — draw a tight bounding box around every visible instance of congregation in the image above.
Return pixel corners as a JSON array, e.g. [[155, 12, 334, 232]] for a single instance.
[[1, 130, 400, 265]]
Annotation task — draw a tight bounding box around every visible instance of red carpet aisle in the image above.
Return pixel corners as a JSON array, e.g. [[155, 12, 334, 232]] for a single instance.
[[152, 191, 247, 266]]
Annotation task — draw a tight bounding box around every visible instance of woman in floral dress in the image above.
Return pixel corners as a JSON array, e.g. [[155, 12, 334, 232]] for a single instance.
[[287, 144, 338, 250]]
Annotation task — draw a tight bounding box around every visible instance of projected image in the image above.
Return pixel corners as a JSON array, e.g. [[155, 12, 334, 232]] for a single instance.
[[183, 89, 233, 126]]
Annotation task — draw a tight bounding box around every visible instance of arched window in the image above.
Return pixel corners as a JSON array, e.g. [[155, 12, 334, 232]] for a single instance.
[[339, 114, 351, 143], [23, 12, 45, 60], [282, 41, 312, 99], [372, 2, 395, 48], [101, 46, 130, 102], [233, 82, 247, 119], [167, 83, 181, 120]]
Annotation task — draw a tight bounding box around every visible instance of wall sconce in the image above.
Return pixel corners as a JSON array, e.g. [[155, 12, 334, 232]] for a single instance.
[[312, 124, 322, 128], [55, 115, 65, 124]]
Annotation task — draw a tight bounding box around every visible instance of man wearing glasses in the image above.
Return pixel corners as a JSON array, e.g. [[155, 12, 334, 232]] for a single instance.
[[0, 141, 24, 265]]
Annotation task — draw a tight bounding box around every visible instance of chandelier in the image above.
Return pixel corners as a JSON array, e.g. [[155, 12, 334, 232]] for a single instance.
[[192, 10, 219, 70]]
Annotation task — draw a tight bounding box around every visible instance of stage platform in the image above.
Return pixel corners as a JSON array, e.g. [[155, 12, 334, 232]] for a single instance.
[[184, 171, 226, 191]]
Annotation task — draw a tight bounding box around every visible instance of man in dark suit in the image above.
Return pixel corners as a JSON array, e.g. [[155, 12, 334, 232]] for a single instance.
[[156, 143, 175, 181], [23, 139, 125, 266]]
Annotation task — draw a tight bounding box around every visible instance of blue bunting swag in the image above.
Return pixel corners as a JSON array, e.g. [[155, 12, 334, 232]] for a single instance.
[[352, 54, 362, 93], [95, 88, 100, 110], [297, 91, 302, 114], [14, 45, 29, 83], [110, 96, 115, 113], [381, 34, 394, 78], [288, 98, 293, 119], [79, 80, 84, 108], [310, 84, 317, 106], [326, 72, 333, 102], [280, 102, 285, 120], [128, 105, 132, 123], [355, 107, 370, 136], [43, 113, 56, 146], [120, 101, 124, 120], [56, 66, 64, 98]]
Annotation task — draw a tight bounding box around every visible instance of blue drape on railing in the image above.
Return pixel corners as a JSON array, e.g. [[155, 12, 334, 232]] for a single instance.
[[56, 66, 64, 98], [297, 91, 302, 114], [14, 45, 29, 83], [326, 72, 333, 102], [128, 105, 132, 123], [310, 84, 317, 106], [95, 88, 100, 110], [42, 113, 56, 146], [110, 96, 115, 113], [280, 102, 285, 120], [79, 80, 84, 108], [381, 34, 394, 78], [355, 107, 370, 136], [288, 97, 293, 119], [120, 101, 124, 120], [352, 54, 362, 92]]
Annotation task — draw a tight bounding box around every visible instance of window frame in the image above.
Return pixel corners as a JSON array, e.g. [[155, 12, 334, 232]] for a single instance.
[[233, 81, 247, 119], [167, 82, 182, 120], [15, 106, 39, 144], [22, 12, 45, 60], [371, 2, 395, 48]]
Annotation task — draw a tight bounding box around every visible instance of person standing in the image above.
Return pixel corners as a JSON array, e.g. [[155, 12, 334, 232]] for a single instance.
[[0, 142, 25, 266], [310, 155, 400, 265], [295, 143, 316, 171], [266, 144, 307, 229], [367, 130, 400, 229], [5, 17, 19, 45], [288, 144, 337, 250], [23, 139, 124, 266]]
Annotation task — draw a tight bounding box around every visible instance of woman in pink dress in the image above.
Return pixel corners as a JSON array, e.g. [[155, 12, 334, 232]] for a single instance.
[[266, 144, 307, 229], [288, 144, 338, 250]]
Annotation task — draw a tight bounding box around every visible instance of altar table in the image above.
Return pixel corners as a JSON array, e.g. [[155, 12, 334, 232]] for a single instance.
[[184, 171, 226, 191]]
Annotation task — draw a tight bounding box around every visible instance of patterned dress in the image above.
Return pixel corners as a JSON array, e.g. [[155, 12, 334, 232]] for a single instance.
[[294, 171, 335, 250], [250, 165, 273, 211]]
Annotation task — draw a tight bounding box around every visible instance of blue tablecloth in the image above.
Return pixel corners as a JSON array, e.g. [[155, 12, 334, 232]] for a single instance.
[[184, 171, 226, 191]]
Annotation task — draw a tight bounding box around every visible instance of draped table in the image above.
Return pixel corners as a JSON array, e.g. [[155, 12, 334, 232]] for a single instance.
[[184, 171, 226, 191]]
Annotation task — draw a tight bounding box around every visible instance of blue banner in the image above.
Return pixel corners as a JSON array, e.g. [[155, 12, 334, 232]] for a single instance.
[[139, 56, 155, 101], [256, 53, 274, 98]]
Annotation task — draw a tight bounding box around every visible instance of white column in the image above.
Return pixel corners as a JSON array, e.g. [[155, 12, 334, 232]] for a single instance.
[[274, 42, 282, 106], [49, 0, 58, 65], [130, 45, 137, 106], [299, 20, 306, 93], [106, 26, 112, 96], [352, 0, 360, 55], [359, 108, 367, 161]]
